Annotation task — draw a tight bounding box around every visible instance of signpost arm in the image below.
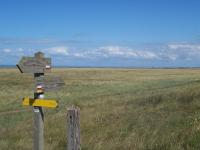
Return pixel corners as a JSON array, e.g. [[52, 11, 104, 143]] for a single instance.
[[34, 73, 44, 150]]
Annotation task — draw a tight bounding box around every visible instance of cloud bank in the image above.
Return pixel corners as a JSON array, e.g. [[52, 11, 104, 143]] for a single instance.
[[42, 43, 200, 61], [1, 42, 200, 67]]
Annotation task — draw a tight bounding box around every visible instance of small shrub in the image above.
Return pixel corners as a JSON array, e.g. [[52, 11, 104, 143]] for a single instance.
[[146, 95, 163, 106], [176, 91, 195, 104], [137, 94, 163, 107]]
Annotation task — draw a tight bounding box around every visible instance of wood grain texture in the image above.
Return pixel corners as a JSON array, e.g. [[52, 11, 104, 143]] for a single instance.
[[35, 75, 65, 91], [34, 73, 44, 150], [33, 106, 44, 150], [67, 106, 81, 150], [17, 56, 51, 73]]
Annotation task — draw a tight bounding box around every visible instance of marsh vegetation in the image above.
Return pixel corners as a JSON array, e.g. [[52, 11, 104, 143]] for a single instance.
[[1, 68, 200, 150]]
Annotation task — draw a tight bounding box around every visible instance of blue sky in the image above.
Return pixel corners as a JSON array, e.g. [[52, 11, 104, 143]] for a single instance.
[[1, 0, 200, 67]]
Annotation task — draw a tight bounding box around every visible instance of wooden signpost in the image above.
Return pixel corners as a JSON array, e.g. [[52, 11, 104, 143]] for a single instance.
[[17, 52, 64, 150]]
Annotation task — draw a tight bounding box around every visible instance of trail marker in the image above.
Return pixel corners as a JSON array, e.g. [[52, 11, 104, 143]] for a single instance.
[[35, 75, 65, 91], [22, 97, 58, 108], [17, 52, 64, 150], [17, 52, 51, 73]]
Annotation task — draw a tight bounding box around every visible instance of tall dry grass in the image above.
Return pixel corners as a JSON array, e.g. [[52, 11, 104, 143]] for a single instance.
[[1, 68, 200, 149]]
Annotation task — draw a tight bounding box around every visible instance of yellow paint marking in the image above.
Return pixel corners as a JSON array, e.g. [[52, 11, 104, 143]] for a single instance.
[[22, 97, 58, 108]]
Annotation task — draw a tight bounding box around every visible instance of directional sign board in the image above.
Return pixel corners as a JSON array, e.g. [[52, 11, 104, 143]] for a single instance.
[[23, 97, 58, 108], [35, 75, 65, 91], [17, 52, 51, 73]]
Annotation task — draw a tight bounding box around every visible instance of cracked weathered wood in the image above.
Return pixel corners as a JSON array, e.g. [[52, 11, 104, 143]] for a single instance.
[[67, 106, 81, 150], [17, 52, 51, 73], [34, 73, 44, 150], [35, 75, 65, 91]]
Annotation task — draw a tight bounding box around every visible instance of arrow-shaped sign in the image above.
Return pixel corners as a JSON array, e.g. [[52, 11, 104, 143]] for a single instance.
[[17, 52, 51, 73], [35, 75, 65, 91], [22, 97, 58, 108]]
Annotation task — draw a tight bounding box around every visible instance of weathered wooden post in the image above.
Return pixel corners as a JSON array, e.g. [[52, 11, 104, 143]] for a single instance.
[[33, 106, 44, 150], [33, 52, 45, 150], [17, 52, 64, 150], [33, 73, 45, 150], [67, 106, 81, 150]]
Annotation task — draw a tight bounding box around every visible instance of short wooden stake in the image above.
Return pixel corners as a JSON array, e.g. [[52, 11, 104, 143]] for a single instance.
[[67, 106, 81, 150]]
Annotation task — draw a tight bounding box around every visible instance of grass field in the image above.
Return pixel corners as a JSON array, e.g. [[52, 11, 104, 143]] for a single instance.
[[1, 68, 200, 150]]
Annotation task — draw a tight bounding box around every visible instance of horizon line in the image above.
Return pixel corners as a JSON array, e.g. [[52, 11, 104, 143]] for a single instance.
[[0, 65, 200, 69]]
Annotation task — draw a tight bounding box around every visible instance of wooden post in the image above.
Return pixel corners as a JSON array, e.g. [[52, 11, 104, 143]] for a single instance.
[[67, 106, 81, 150], [34, 73, 44, 150], [17, 52, 64, 150]]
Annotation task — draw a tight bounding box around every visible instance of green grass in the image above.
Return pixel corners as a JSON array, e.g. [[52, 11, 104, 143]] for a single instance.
[[1, 68, 200, 149]]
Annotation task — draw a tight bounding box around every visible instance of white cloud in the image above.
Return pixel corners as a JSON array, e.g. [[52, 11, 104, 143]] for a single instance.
[[97, 46, 159, 59], [3, 48, 11, 53], [136, 51, 158, 59], [99, 46, 127, 56], [168, 44, 200, 50], [44, 46, 69, 56], [17, 48, 24, 52], [166, 43, 200, 60], [160, 53, 178, 61], [73, 52, 87, 58], [98, 46, 136, 57], [2, 42, 200, 64], [54, 45, 160, 60]]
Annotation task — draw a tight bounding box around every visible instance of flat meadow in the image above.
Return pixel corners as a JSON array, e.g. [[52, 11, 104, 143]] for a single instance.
[[1, 68, 200, 150]]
